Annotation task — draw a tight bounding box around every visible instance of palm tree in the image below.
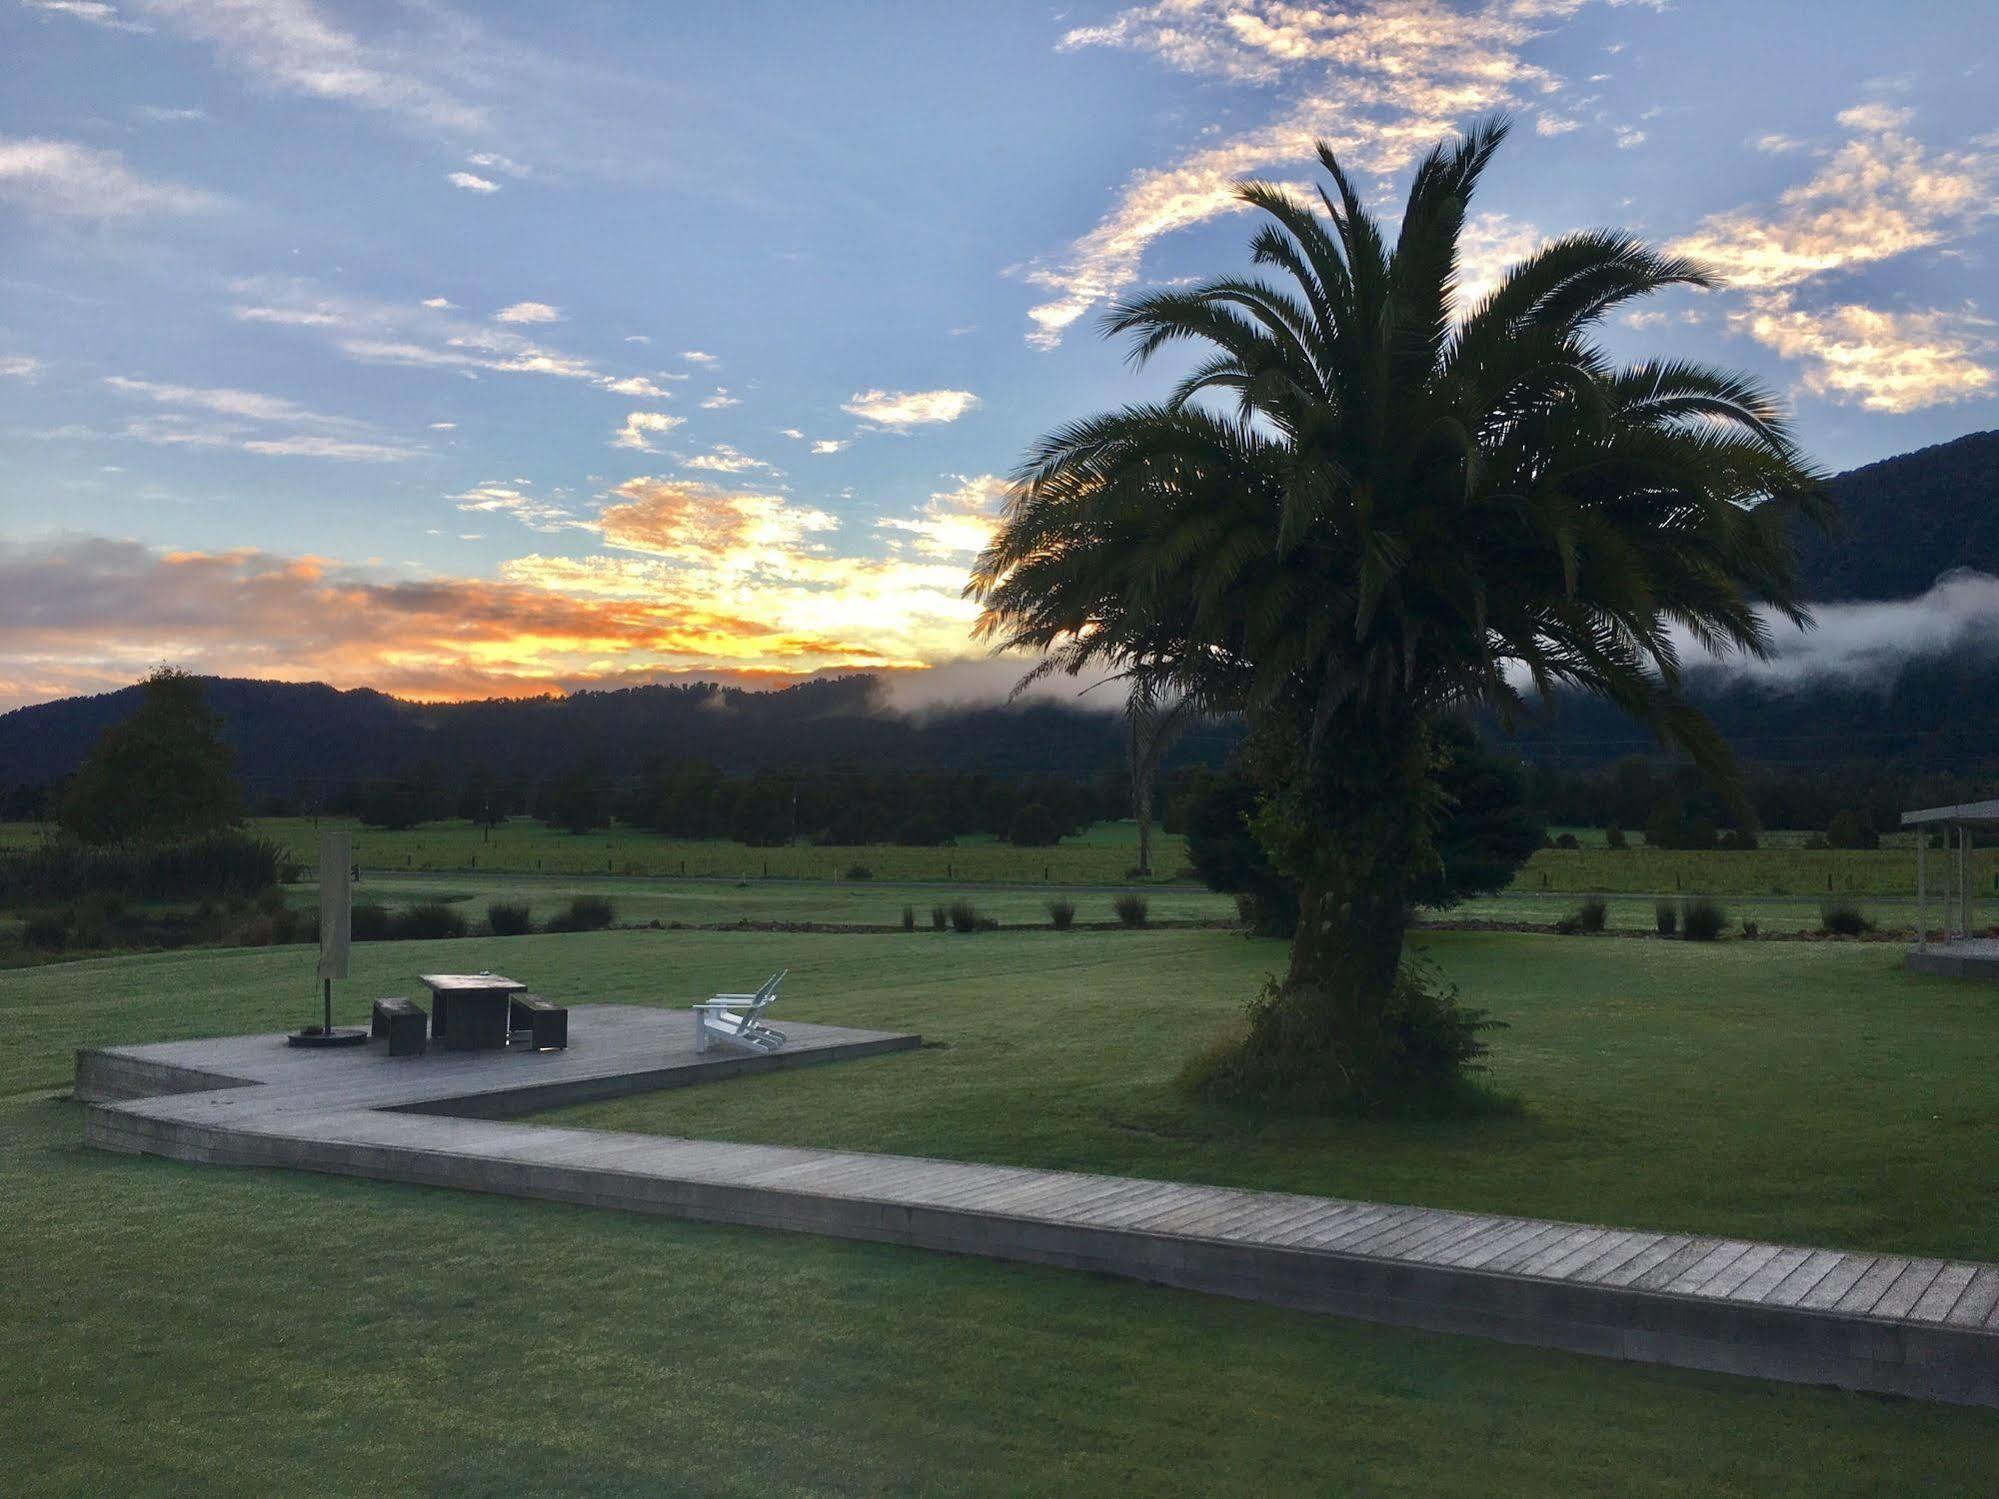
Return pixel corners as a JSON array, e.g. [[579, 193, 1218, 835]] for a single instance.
[[971, 117, 1829, 1109]]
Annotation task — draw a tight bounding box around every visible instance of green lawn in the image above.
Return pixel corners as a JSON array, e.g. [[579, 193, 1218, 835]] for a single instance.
[[7, 929, 1999, 1492]]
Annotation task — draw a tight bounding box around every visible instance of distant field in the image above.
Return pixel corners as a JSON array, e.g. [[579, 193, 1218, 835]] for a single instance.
[[5, 816, 1990, 905]]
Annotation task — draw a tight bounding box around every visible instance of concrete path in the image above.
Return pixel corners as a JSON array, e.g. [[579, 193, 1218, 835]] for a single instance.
[[78, 1009, 1999, 1409]]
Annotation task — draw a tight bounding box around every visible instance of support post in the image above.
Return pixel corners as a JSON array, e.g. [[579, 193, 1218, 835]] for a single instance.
[[1917, 827, 1927, 950]]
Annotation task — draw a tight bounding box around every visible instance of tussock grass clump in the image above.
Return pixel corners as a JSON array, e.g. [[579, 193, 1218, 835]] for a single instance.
[[1047, 897, 1076, 930], [1113, 893, 1150, 928], [546, 894, 615, 932], [487, 900, 534, 936], [930, 904, 948, 931], [901, 904, 916, 932], [1820, 901, 1875, 937], [1680, 897, 1727, 942], [948, 900, 996, 933], [392, 902, 466, 940], [1655, 900, 1678, 937], [350, 902, 392, 942], [1575, 896, 1607, 933]]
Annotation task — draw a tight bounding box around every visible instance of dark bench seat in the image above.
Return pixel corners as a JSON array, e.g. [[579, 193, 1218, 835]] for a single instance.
[[508, 993, 568, 1051], [371, 997, 428, 1057]]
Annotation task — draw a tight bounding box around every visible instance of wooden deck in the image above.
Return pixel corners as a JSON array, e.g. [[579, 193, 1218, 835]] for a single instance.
[[78, 1008, 1999, 1409]]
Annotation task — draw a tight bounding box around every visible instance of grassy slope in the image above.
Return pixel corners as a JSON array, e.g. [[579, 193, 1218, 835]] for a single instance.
[[8, 930, 1999, 1492]]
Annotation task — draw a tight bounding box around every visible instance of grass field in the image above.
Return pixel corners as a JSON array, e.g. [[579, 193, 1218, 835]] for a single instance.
[[9, 929, 1999, 1493]]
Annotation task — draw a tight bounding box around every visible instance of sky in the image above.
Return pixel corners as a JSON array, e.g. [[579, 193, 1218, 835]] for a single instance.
[[2, 0, 1995, 713]]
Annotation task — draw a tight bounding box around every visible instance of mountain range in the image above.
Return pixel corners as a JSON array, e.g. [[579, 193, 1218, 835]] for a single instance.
[[3, 428, 1996, 790]]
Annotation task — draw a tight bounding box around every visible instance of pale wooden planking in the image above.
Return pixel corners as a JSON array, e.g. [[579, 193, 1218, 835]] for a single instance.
[[1870, 1260, 1948, 1321], [1833, 1257, 1911, 1316]]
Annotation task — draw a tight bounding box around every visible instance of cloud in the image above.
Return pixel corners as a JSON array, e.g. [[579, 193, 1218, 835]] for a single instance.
[[598, 375, 671, 398], [1536, 114, 1581, 136], [466, 151, 531, 178], [20, 1, 150, 32], [625, 334, 651, 345], [95, 373, 422, 460], [1614, 126, 1647, 149], [876, 474, 1009, 558], [681, 443, 776, 475], [1705, 571, 1999, 684], [227, 275, 646, 391], [447, 171, 500, 194], [421, 296, 455, 309], [682, 350, 717, 364], [1, 355, 40, 379], [595, 477, 836, 567], [133, 105, 205, 122], [495, 300, 561, 323], [699, 387, 740, 409], [611, 410, 685, 452], [448, 483, 580, 533], [1734, 297, 1995, 413], [0, 135, 221, 219], [1452, 210, 1543, 321], [428, 421, 457, 430], [810, 439, 847, 455], [842, 388, 981, 426], [1668, 107, 1998, 292], [1024, 0, 1630, 346], [126, 0, 489, 136]]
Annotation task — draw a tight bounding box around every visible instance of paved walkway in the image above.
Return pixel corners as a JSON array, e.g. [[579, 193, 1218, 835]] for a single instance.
[[78, 1009, 1999, 1409]]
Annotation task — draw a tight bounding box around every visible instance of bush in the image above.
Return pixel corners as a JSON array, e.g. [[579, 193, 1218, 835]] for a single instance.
[[350, 903, 392, 942], [23, 911, 67, 950], [1825, 810, 1880, 851], [947, 900, 982, 934], [1604, 823, 1627, 850], [0, 830, 285, 906], [1741, 920, 1759, 940], [1820, 900, 1875, 937], [1553, 832, 1581, 851], [844, 864, 874, 881], [487, 901, 534, 936], [1575, 896, 1607, 933], [1654, 900, 1677, 937], [391, 902, 467, 940], [1179, 959, 1510, 1118], [1680, 897, 1727, 941], [546, 894, 615, 932], [930, 904, 948, 931], [1006, 802, 1061, 847], [1113, 893, 1149, 928], [901, 904, 916, 932], [1047, 897, 1076, 930]]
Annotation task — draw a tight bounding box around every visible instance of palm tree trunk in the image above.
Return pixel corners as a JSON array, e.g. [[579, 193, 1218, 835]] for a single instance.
[[1224, 709, 1439, 1108], [1134, 776, 1153, 876]]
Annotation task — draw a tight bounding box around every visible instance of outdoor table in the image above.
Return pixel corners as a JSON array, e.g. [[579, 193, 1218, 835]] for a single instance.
[[419, 972, 526, 1052]]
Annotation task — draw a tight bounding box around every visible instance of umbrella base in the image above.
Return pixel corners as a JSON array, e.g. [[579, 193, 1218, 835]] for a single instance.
[[286, 1026, 368, 1049]]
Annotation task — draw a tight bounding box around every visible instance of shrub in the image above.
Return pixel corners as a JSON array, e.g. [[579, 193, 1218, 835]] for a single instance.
[[0, 830, 285, 906], [392, 902, 467, 940], [1047, 897, 1076, 931], [1820, 900, 1875, 937], [947, 900, 981, 933], [487, 900, 534, 936], [901, 904, 916, 932], [1113, 893, 1149, 928], [23, 911, 67, 950], [350, 902, 392, 941], [1604, 823, 1627, 850], [1654, 899, 1678, 937], [844, 864, 874, 881], [930, 904, 948, 931], [1680, 897, 1727, 941], [1552, 916, 1579, 936], [1179, 959, 1510, 1117], [1553, 832, 1582, 851], [546, 894, 615, 932], [1741, 920, 1759, 940], [1575, 896, 1607, 933], [1006, 802, 1061, 847], [1825, 810, 1880, 851]]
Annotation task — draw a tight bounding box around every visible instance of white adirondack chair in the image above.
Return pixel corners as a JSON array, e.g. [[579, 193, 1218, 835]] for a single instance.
[[692, 970, 788, 1054]]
